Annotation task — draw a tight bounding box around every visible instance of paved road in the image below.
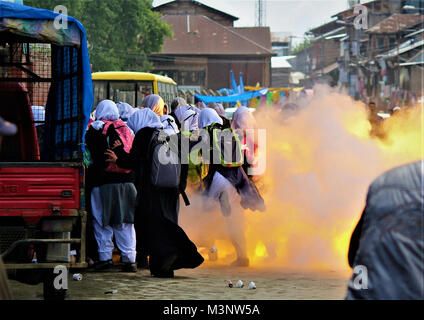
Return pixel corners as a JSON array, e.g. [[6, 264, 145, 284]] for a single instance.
[[9, 264, 350, 300]]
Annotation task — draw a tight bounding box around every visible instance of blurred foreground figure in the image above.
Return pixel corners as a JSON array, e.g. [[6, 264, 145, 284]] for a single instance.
[[347, 160, 424, 300], [0, 116, 17, 300], [0, 257, 11, 300]]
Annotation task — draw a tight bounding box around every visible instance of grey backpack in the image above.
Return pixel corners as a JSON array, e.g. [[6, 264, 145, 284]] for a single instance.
[[149, 130, 181, 188]]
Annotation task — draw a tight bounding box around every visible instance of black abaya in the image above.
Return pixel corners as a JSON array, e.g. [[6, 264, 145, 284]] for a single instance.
[[115, 128, 204, 276]]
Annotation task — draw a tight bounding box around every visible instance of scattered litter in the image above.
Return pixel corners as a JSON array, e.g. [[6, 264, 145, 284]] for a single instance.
[[104, 290, 118, 295], [235, 280, 244, 288], [72, 274, 83, 281], [248, 282, 256, 290], [226, 280, 233, 288]]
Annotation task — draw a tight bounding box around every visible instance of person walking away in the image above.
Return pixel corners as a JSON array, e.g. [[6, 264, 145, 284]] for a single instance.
[[85, 100, 137, 272], [198, 109, 265, 267], [106, 108, 203, 277], [0, 116, 17, 300]]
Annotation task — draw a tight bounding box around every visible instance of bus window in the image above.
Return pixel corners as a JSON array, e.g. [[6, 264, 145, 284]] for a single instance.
[[137, 81, 154, 107], [110, 82, 136, 106], [157, 82, 166, 103], [173, 83, 178, 98], [167, 83, 173, 106], [93, 81, 107, 108]]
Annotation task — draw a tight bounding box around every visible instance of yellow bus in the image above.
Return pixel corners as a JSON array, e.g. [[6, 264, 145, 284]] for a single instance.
[[92, 71, 178, 108]]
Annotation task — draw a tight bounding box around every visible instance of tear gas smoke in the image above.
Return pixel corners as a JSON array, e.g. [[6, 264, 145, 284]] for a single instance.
[[180, 85, 423, 272]]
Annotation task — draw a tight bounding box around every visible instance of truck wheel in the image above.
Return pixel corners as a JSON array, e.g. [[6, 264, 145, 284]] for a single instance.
[[43, 269, 67, 300]]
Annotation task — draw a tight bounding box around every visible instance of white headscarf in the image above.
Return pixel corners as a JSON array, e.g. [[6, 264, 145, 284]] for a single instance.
[[196, 101, 207, 110], [208, 103, 227, 118], [173, 97, 187, 110], [198, 108, 223, 129], [91, 100, 120, 130], [231, 106, 256, 130], [161, 115, 180, 136], [127, 108, 164, 134], [116, 102, 137, 122], [174, 105, 199, 132]]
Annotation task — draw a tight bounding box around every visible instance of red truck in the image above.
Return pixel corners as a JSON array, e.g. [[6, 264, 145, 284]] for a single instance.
[[0, 2, 93, 299]]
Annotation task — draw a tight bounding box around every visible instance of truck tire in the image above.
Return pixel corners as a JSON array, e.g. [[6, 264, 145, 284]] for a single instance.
[[43, 269, 67, 300]]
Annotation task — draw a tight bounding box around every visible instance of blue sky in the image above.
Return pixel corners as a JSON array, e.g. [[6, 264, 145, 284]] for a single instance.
[[153, 0, 352, 45]]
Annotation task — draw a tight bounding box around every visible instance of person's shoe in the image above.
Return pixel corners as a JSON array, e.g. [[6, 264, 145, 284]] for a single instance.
[[151, 270, 174, 278], [94, 260, 114, 271], [122, 262, 137, 273], [230, 257, 250, 267], [219, 190, 231, 217]]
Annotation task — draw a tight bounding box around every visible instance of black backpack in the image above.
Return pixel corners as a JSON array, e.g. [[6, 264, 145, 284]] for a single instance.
[[148, 130, 181, 188]]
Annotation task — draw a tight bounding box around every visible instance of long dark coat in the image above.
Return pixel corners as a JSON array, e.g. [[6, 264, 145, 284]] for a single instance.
[[115, 128, 204, 275]]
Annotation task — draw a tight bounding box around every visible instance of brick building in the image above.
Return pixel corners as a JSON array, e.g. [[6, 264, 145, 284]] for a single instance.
[[150, 0, 275, 91]]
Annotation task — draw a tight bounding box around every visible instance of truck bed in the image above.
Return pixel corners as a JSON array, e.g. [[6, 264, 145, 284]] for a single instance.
[[0, 162, 82, 218]]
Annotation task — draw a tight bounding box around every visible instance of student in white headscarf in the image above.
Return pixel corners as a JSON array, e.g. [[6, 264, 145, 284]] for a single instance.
[[174, 105, 199, 134], [208, 103, 230, 128], [161, 115, 180, 136], [142, 94, 166, 117], [231, 106, 256, 132], [169, 97, 187, 129], [106, 108, 203, 277], [85, 100, 137, 272], [116, 102, 137, 123], [198, 108, 265, 267]]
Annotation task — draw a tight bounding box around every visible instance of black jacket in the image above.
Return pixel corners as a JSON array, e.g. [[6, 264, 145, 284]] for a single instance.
[[85, 124, 134, 188]]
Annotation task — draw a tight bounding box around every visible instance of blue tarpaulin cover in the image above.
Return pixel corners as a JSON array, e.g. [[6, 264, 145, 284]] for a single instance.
[[195, 88, 268, 104], [0, 2, 93, 156]]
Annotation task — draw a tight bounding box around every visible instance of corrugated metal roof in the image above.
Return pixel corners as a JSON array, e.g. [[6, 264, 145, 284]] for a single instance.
[[378, 38, 424, 58], [271, 57, 293, 69], [367, 14, 424, 34], [157, 15, 275, 56], [399, 49, 424, 65]]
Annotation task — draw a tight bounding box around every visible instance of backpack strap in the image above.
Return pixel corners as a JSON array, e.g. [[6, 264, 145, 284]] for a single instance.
[[183, 113, 195, 122]]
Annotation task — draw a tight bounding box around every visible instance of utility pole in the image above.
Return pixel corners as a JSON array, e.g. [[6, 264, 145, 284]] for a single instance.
[[256, 0, 266, 27]]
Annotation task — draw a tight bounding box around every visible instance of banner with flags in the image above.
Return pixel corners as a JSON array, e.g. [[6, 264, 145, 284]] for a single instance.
[[195, 88, 269, 104]]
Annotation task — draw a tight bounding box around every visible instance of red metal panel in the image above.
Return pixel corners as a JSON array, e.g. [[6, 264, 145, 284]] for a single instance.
[[0, 167, 80, 215]]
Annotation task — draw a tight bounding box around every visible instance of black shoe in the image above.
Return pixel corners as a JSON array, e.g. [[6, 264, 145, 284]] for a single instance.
[[94, 260, 114, 271], [151, 270, 174, 278], [122, 262, 137, 273]]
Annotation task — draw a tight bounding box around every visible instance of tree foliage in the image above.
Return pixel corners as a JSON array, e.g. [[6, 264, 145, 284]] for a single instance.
[[291, 39, 312, 55], [24, 0, 172, 71]]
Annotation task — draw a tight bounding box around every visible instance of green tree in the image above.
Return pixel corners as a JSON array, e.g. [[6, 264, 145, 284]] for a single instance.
[[291, 39, 312, 55], [24, 0, 172, 71]]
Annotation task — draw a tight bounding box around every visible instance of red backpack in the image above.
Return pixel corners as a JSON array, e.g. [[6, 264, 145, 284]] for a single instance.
[[102, 120, 134, 174]]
